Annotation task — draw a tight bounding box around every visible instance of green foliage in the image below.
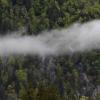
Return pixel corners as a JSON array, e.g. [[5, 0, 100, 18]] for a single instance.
[[1, 0, 100, 33], [0, 0, 9, 5], [0, 0, 100, 100], [20, 85, 61, 100], [80, 96, 88, 100], [16, 69, 27, 82]]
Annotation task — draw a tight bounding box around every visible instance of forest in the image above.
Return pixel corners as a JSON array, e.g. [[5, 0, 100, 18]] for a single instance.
[[0, 0, 100, 100]]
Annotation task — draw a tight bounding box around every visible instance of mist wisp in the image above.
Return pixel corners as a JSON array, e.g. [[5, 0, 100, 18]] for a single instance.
[[0, 20, 100, 57]]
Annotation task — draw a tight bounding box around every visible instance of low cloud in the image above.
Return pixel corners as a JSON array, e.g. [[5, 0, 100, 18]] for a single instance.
[[0, 20, 100, 57]]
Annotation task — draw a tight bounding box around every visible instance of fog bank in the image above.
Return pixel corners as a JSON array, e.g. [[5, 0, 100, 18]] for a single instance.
[[0, 20, 100, 56]]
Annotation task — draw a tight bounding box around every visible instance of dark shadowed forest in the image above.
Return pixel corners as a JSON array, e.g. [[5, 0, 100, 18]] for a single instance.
[[0, 0, 100, 100]]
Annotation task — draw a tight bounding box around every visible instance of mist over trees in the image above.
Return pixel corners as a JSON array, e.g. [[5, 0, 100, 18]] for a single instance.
[[0, 0, 100, 100]]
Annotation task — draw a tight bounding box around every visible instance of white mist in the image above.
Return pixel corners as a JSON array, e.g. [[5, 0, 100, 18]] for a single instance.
[[0, 20, 100, 56]]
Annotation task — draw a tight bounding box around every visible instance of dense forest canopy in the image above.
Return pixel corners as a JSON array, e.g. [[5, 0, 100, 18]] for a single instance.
[[0, 0, 100, 100], [1, 0, 100, 34]]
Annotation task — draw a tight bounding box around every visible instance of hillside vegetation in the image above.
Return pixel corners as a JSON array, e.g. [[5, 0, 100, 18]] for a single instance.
[[0, 0, 100, 100]]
